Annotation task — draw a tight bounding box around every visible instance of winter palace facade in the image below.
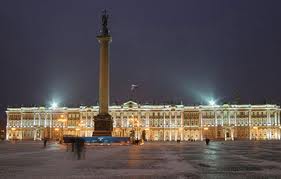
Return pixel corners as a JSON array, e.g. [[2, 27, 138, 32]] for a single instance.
[[5, 101, 281, 141]]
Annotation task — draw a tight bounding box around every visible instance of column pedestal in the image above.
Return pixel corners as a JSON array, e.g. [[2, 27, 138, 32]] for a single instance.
[[93, 113, 113, 136]]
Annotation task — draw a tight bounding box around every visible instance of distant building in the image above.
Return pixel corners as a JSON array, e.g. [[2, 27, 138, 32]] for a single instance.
[[5, 101, 281, 141]]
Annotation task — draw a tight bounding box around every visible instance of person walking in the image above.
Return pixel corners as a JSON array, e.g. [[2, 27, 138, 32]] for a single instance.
[[205, 138, 210, 145], [43, 138, 48, 147]]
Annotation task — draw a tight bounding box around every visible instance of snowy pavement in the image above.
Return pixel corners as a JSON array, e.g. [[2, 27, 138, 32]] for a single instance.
[[1, 140, 281, 178]]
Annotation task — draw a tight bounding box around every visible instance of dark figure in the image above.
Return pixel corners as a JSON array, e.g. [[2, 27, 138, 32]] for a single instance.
[[75, 138, 85, 160], [43, 138, 48, 147], [71, 142, 75, 152], [71, 138, 75, 152], [76, 139, 81, 160], [205, 138, 210, 145], [81, 140, 85, 159]]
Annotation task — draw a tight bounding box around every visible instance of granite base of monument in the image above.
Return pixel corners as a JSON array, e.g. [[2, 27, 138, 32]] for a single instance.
[[93, 113, 113, 136]]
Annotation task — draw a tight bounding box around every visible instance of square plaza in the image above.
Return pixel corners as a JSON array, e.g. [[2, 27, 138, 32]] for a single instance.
[[1, 141, 281, 178]]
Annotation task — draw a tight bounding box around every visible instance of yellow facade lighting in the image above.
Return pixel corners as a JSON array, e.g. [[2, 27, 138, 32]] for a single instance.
[[253, 126, 258, 129], [11, 128, 16, 131], [204, 127, 209, 130], [58, 114, 67, 122]]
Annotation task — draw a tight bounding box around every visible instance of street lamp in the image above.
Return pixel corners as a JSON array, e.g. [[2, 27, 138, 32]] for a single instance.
[[51, 102, 58, 109], [209, 100, 216, 106]]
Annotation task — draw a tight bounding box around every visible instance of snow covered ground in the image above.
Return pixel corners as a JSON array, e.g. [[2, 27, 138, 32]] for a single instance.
[[1, 140, 281, 178]]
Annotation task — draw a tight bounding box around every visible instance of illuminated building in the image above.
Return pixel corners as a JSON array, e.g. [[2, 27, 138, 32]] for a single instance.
[[5, 101, 281, 141]]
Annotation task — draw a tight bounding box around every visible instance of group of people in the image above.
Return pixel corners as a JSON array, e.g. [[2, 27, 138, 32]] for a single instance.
[[132, 138, 144, 145], [67, 138, 85, 160]]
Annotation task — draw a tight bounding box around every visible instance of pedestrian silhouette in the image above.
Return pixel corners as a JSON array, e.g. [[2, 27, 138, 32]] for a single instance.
[[205, 138, 210, 145], [43, 138, 48, 147]]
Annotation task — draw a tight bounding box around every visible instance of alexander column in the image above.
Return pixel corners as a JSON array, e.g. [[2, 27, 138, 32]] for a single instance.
[[93, 10, 113, 136]]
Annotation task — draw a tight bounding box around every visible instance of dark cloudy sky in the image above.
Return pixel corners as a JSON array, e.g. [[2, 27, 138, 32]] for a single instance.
[[1, 0, 281, 117]]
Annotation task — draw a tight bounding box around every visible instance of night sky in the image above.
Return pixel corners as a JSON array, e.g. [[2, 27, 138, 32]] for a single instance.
[[1, 0, 281, 122]]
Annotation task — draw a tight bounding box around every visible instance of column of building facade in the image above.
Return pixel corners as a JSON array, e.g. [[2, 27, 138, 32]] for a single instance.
[[120, 111, 123, 128], [199, 110, 203, 141], [84, 111, 88, 136], [175, 112, 178, 141], [234, 109, 237, 127], [50, 112, 52, 139], [37, 112, 41, 139], [84, 111, 87, 137], [78, 111, 81, 136], [126, 111, 129, 128], [137, 110, 141, 140], [277, 108, 281, 140], [266, 109, 270, 139], [230, 110, 234, 140], [228, 110, 231, 126], [218, 111, 222, 127], [146, 112, 150, 140], [38, 112, 41, 127], [91, 111, 94, 129], [20, 111, 23, 140], [223, 108, 228, 140], [169, 110, 172, 141], [120, 111, 124, 137], [91, 111, 94, 135], [269, 110, 273, 139], [277, 109, 281, 126], [249, 109, 252, 140], [274, 111, 277, 126], [180, 111, 183, 141], [174, 111, 177, 141], [214, 110, 217, 138], [112, 112, 115, 128], [163, 111, 166, 141], [33, 112, 36, 140], [275, 110, 278, 139], [6, 112, 9, 140], [44, 112, 46, 128], [91, 111, 94, 128]]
